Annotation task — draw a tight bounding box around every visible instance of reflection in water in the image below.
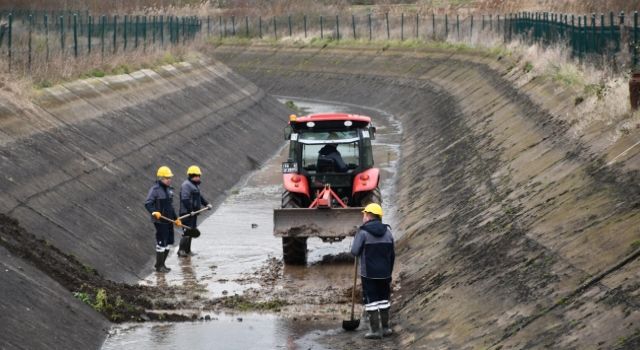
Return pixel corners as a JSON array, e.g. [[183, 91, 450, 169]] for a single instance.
[[103, 314, 334, 350]]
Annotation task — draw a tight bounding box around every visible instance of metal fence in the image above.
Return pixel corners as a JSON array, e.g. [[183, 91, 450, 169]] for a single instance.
[[0, 10, 201, 73], [1, 10, 638, 74]]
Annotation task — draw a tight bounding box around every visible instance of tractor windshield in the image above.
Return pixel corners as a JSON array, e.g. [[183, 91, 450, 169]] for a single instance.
[[298, 130, 359, 144], [301, 141, 359, 172]]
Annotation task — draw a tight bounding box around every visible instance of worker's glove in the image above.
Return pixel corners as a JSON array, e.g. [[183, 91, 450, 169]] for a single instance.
[[174, 219, 183, 227], [151, 211, 161, 220], [206, 204, 213, 210]]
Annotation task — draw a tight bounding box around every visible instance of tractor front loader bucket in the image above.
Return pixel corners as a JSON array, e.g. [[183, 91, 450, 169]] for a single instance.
[[273, 208, 364, 238]]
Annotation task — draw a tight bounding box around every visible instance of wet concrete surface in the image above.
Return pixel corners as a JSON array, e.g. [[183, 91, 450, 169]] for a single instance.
[[102, 97, 401, 349]]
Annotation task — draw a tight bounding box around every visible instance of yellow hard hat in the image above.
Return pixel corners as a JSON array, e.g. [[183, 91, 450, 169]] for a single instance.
[[362, 203, 383, 217], [156, 166, 173, 178], [187, 165, 202, 176]]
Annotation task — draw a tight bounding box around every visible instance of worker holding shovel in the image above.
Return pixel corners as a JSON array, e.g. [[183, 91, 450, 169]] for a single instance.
[[351, 203, 395, 339], [177, 165, 212, 257], [145, 166, 182, 273]]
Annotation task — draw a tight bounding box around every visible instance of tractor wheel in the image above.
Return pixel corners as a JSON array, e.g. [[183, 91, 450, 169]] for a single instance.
[[281, 191, 308, 265], [359, 186, 382, 206]]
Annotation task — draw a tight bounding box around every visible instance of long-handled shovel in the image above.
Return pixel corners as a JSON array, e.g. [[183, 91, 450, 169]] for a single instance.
[[164, 206, 212, 238], [342, 257, 360, 331], [159, 215, 201, 238]]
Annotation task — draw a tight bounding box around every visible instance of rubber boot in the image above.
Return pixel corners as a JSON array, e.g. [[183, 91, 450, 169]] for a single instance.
[[380, 308, 393, 337], [154, 252, 165, 273], [364, 310, 382, 339], [161, 250, 171, 272], [177, 237, 189, 257], [185, 236, 193, 255]]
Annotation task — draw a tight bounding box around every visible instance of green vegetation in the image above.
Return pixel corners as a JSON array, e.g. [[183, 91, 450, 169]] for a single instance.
[[523, 61, 534, 73], [73, 287, 138, 322], [218, 294, 287, 312], [547, 63, 584, 86], [285, 100, 302, 113]]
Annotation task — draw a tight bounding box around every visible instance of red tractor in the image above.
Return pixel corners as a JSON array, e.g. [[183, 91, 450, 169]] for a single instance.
[[273, 113, 382, 264]]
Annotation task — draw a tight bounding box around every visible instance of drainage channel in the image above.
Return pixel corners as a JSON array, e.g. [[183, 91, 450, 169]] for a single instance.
[[101, 97, 402, 350]]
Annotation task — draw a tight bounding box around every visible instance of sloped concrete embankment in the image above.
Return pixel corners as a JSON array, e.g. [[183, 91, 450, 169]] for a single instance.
[[213, 45, 640, 349], [0, 61, 288, 349]]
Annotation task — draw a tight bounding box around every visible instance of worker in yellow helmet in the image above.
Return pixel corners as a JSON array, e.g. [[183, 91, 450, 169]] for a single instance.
[[351, 202, 395, 339], [144, 166, 182, 273], [177, 165, 212, 257]]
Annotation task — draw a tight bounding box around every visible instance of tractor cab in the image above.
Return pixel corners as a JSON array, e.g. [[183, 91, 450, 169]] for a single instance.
[[282, 113, 377, 207], [275, 113, 382, 265]]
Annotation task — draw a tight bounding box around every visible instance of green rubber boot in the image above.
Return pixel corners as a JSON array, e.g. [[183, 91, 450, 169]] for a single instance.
[[154, 252, 165, 273], [380, 308, 393, 337], [364, 310, 382, 339]]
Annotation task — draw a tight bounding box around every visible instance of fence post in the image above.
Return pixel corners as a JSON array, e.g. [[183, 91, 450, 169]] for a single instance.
[[416, 13, 419, 39], [368, 13, 372, 40], [45, 14, 49, 62], [432, 13, 435, 40], [386, 12, 390, 39], [445, 14, 449, 38], [232, 16, 236, 36], [482, 14, 485, 30], [73, 13, 78, 58], [59, 15, 64, 53], [631, 11, 640, 110], [288, 15, 292, 37], [28, 14, 33, 72], [304, 15, 307, 38], [112, 15, 117, 53], [159, 15, 164, 47], [352, 14, 356, 39], [259, 16, 262, 38], [610, 12, 616, 57], [273, 16, 277, 40], [456, 14, 460, 40], [591, 13, 600, 53], [245, 16, 249, 37], [101, 15, 105, 58], [401, 13, 404, 40], [7, 12, 11, 72], [634, 12, 638, 70], [470, 15, 474, 41], [336, 15, 340, 40], [124, 15, 128, 50], [152, 16, 156, 44], [320, 15, 324, 39], [88, 15, 92, 54], [143, 16, 147, 51]]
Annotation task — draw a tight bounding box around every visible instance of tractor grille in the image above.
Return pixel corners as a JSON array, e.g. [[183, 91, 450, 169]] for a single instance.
[[308, 174, 353, 188]]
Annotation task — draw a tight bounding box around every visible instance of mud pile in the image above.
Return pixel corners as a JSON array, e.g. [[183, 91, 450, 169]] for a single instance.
[[0, 60, 289, 349], [213, 45, 640, 349]]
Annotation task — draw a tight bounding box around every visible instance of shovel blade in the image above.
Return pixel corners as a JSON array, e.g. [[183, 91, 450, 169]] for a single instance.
[[273, 208, 363, 238], [183, 228, 201, 238], [342, 319, 360, 331]]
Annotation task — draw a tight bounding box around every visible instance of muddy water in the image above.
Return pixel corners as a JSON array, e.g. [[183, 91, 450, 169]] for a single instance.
[[101, 98, 401, 349]]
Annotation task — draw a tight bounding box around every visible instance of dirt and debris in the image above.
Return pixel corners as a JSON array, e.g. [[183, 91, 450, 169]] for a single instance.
[[0, 213, 189, 322]]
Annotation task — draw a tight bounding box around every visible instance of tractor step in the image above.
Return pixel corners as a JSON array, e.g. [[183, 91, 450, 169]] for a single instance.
[[273, 207, 363, 238]]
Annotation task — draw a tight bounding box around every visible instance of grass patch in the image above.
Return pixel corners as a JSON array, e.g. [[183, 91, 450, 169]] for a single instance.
[[523, 61, 534, 73], [285, 100, 302, 113], [548, 63, 584, 86], [218, 294, 287, 312], [73, 287, 139, 322]]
